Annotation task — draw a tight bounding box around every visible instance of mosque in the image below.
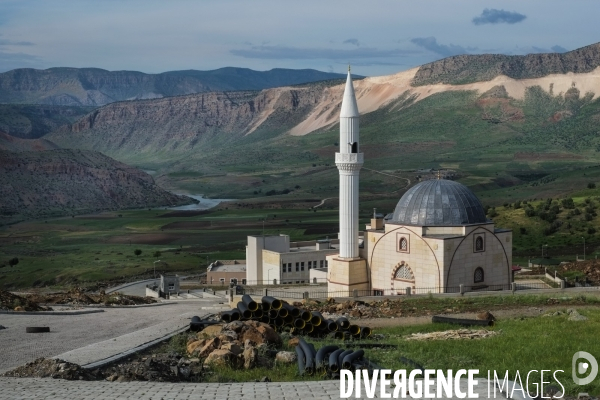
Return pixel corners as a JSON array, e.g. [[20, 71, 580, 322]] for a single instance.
[[325, 69, 513, 296], [245, 69, 512, 295]]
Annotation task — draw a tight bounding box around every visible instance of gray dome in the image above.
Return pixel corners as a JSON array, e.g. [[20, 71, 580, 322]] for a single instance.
[[391, 179, 487, 226]]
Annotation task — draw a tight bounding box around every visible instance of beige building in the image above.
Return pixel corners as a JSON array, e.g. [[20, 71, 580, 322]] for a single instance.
[[206, 260, 247, 286], [331, 178, 512, 295], [246, 235, 338, 284]]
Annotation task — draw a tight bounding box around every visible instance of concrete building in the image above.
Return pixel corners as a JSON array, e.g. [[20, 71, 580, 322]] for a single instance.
[[246, 235, 338, 284], [159, 274, 180, 295], [325, 68, 512, 296], [206, 260, 247, 285]]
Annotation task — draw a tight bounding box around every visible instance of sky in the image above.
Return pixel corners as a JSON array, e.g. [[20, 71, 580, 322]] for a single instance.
[[0, 0, 598, 76]]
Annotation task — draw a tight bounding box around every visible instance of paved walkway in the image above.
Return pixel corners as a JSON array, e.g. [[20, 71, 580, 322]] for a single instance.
[[0, 377, 531, 399], [0, 300, 227, 373]]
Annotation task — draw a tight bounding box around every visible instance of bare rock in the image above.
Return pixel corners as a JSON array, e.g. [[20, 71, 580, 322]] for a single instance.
[[243, 346, 258, 369], [204, 349, 237, 368], [567, 309, 588, 321], [241, 323, 281, 346], [220, 343, 243, 356], [288, 337, 300, 347], [199, 324, 223, 338], [476, 311, 495, 321], [222, 321, 245, 333], [187, 339, 207, 355], [275, 351, 297, 364], [196, 337, 221, 358]]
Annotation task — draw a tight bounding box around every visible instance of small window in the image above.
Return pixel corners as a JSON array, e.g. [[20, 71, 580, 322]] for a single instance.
[[219, 278, 225, 283], [296, 280, 300, 284], [400, 238, 407, 251], [320, 260, 324, 268], [282, 264, 286, 273], [397, 234, 410, 253], [242, 279, 247, 285], [296, 262, 299, 272], [301, 262, 305, 271], [308, 261, 312, 269], [373, 290, 384, 296], [476, 237, 484, 251], [325, 260, 328, 267], [394, 264, 414, 281], [288, 264, 292, 272], [230, 278, 237, 284], [474, 267, 484, 283]]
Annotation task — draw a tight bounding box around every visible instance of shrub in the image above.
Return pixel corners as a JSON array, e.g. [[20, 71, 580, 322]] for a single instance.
[[588, 227, 596, 235], [519, 227, 527, 234], [588, 182, 596, 189], [134, 249, 142, 257]]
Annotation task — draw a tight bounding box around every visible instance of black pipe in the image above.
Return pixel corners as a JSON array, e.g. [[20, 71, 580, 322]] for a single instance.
[[283, 314, 294, 325], [242, 294, 258, 311], [348, 325, 361, 335], [273, 317, 284, 327], [315, 345, 339, 369], [252, 309, 263, 319], [338, 350, 353, 369], [283, 303, 300, 317], [310, 311, 323, 326], [304, 322, 314, 334], [262, 296, 282, 310], [342, 350, 364, 369], [191, 316, 201, 323], [293, 318, 306, 329], [360, 326, 372, 338], [269, 309, 279, 319], [295, 345, 305, 375], [220, 310, 232, 322], [328, 331, 344, 339], [432, 315, 494, 327], [342, 331, 352, 341], [337, 317, 350, 329], [278, 307, 289, 318], [300, 309, 312, 322], [230, 309, 241, 321], [329, 349, 348, 372], [298, 338, 316, 375], [324, 319, 339, 332], [237, 302, 252, 319], [260, 315, 270, 324]]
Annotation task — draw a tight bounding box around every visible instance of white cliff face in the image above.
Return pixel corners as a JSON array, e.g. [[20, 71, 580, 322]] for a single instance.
[[336, 70, 363, 259]]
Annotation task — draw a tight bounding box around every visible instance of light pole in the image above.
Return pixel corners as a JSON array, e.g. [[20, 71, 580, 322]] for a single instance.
[[582, 237, 586, 260], [153, 260, 160, 279]]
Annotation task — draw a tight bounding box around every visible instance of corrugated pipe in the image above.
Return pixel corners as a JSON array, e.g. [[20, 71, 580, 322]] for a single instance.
[[298, 338, 316, 375], [342, 350, 364, 369], [242, 294, 258, 311], [295, 345, 305, 375], [310, 311, 323, 326], [236, 302, 252, 319], [262, 296, 282, 310], [315, 345, 339, 370], [337, 317, 350, 329]]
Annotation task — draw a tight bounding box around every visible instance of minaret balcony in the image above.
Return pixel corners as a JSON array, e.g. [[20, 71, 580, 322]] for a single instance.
[[335, 153, 364, 164]]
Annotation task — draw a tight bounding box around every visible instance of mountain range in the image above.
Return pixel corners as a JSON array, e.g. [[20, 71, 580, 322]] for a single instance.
[[0, 67, 347, 107], [4, 42, 600, 220]]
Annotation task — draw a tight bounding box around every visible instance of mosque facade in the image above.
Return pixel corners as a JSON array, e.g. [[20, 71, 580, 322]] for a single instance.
[[326, 70, 512, 295]]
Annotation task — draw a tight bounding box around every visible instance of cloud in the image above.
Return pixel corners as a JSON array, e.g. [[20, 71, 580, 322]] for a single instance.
[[230, 45, 416, 60], [410, 37, 468, 57], [551, 45, 568, 53], [0, 39, 34, 46], [472, 9, 527, 25], [343, 38, 360, 47]]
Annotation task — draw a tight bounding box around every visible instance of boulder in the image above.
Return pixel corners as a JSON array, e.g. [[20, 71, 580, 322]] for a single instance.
[[240, 322, 281, 346], [199, 324, 223, 338], [275, 351, 297, 364], [187, 339, 207, 355], [222, 321, 245, 333], [196, 337, 221, 358], [476, 311, 495, 321], [204, 349, 237, 368], [288, 337, 300, 347], [567, 309, 588, 321], [218, 330, 238, 342], [243, 345, 258, 369], [220, 343, 243, 355]]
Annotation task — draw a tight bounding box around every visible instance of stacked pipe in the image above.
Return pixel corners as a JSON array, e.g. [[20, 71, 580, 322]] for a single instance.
[[295, 338, 373, 378], [220, 295, 373, 339]]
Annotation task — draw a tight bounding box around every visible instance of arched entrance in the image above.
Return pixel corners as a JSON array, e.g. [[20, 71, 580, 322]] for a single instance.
[[391, 262, 415, 294]]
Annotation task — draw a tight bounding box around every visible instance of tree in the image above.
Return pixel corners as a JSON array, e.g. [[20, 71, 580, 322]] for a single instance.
[[134, 249, 142, 257], [588, 182, 596, 189], [8, 257, 18, 268], [153, 251, 161, 259]]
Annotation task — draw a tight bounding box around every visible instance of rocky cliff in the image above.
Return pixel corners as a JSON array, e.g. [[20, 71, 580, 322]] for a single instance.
[[0, 67, 346, 106], [412, 42, 600, 86], [0, 104, 94, 139], [0, 149, 191, 220], [0, 131, 58, 152]]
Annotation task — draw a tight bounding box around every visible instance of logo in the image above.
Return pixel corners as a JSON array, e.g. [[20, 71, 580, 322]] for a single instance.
[[572, 351, 598, 385]]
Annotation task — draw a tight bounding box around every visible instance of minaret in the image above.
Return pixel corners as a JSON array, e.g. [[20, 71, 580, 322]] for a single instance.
[[336, 66, 363, 259]]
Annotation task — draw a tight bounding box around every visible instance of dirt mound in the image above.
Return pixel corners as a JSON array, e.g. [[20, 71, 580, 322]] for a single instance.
[[0, 290, 51, 311], [24, 288, 156, 306], [558, 259, 600, 285], [2, 358, 98, 380]]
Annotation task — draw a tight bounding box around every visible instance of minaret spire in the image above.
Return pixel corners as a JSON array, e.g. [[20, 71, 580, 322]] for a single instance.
[[335, 67, 363, 259]]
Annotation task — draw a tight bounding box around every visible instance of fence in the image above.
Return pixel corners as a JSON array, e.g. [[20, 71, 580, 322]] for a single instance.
[[240, 279, 592, 300]]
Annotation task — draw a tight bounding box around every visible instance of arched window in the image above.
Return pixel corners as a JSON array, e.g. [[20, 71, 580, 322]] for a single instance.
[[474, 267, 484, 283], [394, 264, 414, 281], [399, 237, 408, 251], [475, 236, 484, 252]]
